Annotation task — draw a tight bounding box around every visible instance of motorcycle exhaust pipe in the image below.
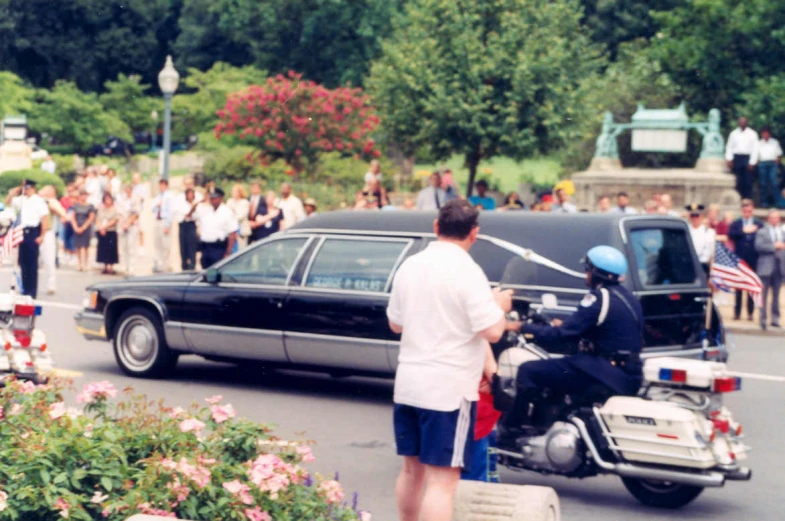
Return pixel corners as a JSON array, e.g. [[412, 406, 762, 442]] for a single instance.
[[572, 418, 726, 488], [615, 463, 725, 488]]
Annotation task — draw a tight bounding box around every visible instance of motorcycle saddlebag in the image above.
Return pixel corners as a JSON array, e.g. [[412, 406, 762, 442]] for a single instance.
[[598, 396, 717, 469]]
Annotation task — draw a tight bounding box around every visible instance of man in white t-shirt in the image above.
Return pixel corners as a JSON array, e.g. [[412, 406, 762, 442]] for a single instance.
[[275, 183, 305, 230], [364, 159, 382, 185], [387, 199, 512, 521]]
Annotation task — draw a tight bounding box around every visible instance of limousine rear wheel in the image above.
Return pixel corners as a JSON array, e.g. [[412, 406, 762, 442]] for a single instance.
[[113, 307, 178, 378]]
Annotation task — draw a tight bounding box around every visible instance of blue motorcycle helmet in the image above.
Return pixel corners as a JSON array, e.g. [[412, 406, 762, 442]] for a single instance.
[[582, 245, 627, 283]]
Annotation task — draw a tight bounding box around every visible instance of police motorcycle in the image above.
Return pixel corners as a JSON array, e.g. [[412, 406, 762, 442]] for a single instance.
[[0, 203, 52, 385], [491, 245, 751, 509]]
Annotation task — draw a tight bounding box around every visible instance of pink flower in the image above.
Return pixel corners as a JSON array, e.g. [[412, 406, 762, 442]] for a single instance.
[[179, 418, 206, 433], [296, 445, 316, 463], [90, 491, 108, 504], [246, 454, 298, 499], [167, 406, 185, 419], [205, 394, 223, 404], [211, 403, 236, 423], [77, 381, 118, 404], [0, 490, 7, 512], [9, 404, 21, 416], [223, 479, 254, 505], [137, 503, 176, 518], [318, 479, 345, 504], [65, 407, 81, 420], [19, 380, 36, 394], [163, 457, 212, 489], [54, 498, 69, 518], [49, 402, 66, 420], [244, 507, 272, 521], [0, 406, 3, 420], [167, 477, 190, 505], [359, 512, 372, 521]]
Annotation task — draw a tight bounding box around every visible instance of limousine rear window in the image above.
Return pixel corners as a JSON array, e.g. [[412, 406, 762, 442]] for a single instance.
[[629, 228, 697, 286], [304, 238, 408, 293]]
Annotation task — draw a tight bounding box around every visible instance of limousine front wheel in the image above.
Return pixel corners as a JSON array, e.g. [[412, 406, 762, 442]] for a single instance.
[[113, 307, 178, 378]]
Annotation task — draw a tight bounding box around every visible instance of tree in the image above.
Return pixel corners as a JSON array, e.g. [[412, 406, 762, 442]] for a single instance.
[[29, 81, 130, 158], [650, 0, 785, 125], [369, 0, 600, 195], [0, 71, 34, 118], [99, 74, 158, 134], [0, 0, 176, 92], [172, 62, 268, 145], [175, 0, 407, 88], [214, 72, 380, 175]]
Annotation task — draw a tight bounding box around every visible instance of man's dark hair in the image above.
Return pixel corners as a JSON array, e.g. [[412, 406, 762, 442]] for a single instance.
[[617, 191, 628, 198], [159, 179, 169, 186], [438, 199, 479, 240], [476, 179, 489, 188], [761, 126, 772, 134]]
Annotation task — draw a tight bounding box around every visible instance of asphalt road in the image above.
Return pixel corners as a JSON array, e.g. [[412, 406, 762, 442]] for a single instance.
[[13, 268, 785, 521]]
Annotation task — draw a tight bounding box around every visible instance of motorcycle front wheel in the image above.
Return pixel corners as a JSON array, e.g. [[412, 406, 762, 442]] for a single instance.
[[621, 477, 704, 509]]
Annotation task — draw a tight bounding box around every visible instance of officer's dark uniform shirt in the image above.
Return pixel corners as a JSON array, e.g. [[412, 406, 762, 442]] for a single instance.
[[521, 284, 644, 395]]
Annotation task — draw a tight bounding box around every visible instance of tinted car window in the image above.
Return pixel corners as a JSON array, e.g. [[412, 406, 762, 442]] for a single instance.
[[305, 239, 408, 293], [629, 228, 697, 286], [219, 237, 308, 285]]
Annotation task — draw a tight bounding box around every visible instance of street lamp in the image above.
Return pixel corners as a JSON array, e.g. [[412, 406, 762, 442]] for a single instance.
[[150, 110, 158, 152], [157, 55, 179, 181]]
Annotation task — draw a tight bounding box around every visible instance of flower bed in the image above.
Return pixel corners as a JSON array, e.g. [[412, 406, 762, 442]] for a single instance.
[[0, 378, 370, 520]]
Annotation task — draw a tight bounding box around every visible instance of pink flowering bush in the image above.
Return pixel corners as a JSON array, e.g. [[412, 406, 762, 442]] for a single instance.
[[0, 378, 366, 520]]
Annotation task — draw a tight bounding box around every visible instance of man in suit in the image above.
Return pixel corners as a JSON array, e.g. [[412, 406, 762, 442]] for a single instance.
[[247, 180, 268, 244], [754, 209, 785, 330], [728, 199, 764, 321]]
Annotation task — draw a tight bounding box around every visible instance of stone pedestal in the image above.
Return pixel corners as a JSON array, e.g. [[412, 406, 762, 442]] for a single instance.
[[0, 141, 32, 173], [572, 159, 739, 211]]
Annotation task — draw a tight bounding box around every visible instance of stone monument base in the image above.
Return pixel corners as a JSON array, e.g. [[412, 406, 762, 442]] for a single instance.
[[572, 158, 740, 211]]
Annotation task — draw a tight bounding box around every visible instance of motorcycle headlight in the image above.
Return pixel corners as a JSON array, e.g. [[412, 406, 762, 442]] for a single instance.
[[83, 290, 99, 310]]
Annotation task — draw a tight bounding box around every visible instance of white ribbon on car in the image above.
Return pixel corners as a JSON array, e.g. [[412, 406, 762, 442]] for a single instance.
[[479, 234, 586, 280]]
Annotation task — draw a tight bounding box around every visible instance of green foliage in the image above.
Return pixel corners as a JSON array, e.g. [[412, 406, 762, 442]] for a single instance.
[[0, 0, 175, 91], [29, 81, 130, 155], [175, 0, 406, 88], [0, 378, 363, 521], [739, 74, 785, 136], [651, 0, 785, 126], [173, 63, 269, 144], [203, 146, 279, 184], [561, 42, 683, 171], [31, 154, 78, 179], [100, 74, 159, 134], [0, 169, 65, 196], [369, 0, 600, 193], [0, 70, 33, 117]]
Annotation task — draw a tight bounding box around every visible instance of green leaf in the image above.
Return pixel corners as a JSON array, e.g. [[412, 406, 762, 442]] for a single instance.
[[53, 472, 68, 484], [39, 469, 51, 484], [100, 476, 113, 491]]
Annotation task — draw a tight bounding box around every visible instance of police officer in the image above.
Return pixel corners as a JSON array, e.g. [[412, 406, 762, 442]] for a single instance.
[[187, 188, 238, 269], [5, 179, 50, 298], [502, 245, 643, 430]]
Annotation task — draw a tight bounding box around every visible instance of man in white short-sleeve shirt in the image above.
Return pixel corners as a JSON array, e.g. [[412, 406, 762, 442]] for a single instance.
[[387, 199, 512, 521], [187, 187, 238, 269], [6, 179, 50, 298]]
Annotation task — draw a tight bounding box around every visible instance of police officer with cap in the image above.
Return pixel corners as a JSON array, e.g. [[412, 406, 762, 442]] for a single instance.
[[686, 203, 715, 274], [186, 187, 238, 269], [500, 245, 643, 433], [5, 179, 49, 298]]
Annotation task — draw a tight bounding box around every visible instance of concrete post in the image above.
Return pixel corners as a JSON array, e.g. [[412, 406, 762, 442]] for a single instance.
[[453, 481, 560, 521]]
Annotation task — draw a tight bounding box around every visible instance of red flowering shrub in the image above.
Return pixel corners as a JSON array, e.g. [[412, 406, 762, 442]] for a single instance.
[[215, 71, 381, 175]]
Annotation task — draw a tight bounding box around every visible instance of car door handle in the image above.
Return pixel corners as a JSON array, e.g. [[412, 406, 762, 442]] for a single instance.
[[277, 301, 283, 309]]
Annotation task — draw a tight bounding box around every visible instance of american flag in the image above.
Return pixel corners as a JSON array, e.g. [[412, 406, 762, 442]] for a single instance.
[[710, 242, 763, 306], [0, 220, 23, 264]]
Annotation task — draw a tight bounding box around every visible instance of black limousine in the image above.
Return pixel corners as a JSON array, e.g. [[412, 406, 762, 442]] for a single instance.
[[75, 211, 725, 378]]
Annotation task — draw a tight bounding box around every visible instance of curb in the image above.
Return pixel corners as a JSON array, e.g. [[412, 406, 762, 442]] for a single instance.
[[725, 325, 785, 337]]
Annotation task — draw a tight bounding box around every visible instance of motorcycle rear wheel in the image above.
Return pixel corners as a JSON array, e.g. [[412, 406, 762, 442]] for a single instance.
[[621, 477, 704, 509]]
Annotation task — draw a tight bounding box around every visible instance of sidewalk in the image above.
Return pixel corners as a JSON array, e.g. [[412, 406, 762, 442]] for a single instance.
[[716, 291, 785, 336]]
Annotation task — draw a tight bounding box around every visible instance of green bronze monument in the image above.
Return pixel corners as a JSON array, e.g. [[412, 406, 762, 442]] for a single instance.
[[572, 104, 737, 209]]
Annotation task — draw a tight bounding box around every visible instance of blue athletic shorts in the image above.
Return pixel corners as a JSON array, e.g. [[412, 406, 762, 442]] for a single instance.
[[393, 400, 477, 470]]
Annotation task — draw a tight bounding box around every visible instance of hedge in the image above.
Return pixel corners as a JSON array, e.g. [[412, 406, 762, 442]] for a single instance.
[[0, 169, 66, 196]]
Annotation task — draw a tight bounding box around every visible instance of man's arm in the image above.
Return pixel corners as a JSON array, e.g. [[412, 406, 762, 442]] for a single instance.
[[755, 229, 775, 253], [388, 320, 403, 334], [728, 220, 744, 241], [521, 292, 601, 346]]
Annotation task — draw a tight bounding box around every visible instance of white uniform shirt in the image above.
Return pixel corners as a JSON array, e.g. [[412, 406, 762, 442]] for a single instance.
[[689, 224, 716, 264], [725, 127, 759, 163], [552, 202, 578, 213], [85, 177, 103, 207], [194, 203, 238, 243], [12, 194, 49, 228], [276, 195, 306, 230], [387, 241, 504, 411], [755, 138, 783, 163], [172, 191, 204, 223], [611, 206, 638, 215], [364, 171, 382, 184]]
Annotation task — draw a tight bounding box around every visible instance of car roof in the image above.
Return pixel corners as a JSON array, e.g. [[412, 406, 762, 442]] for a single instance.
[[290, 210, 683, 243]]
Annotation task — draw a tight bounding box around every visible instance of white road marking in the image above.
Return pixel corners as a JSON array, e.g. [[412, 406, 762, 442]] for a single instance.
[[34, 300, 81, 311], [728, 371, 785, 383]]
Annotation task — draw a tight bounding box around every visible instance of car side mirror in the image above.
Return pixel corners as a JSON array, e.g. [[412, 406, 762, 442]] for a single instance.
[[541, 293, 558, 309], [205, 268, 221, 284]]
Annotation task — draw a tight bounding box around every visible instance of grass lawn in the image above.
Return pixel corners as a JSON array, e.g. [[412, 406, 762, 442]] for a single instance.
[[414, 154, 563, 194]]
